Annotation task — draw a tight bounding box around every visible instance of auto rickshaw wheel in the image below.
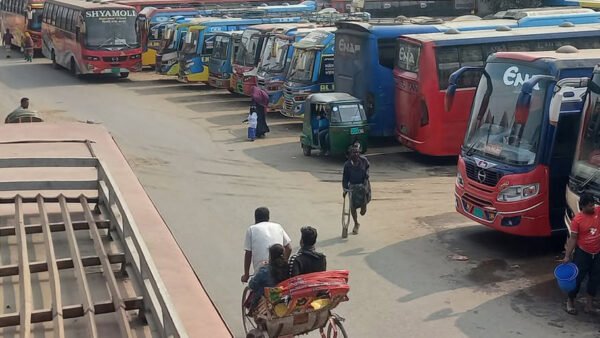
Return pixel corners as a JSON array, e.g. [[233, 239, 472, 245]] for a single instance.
[[302, 144, 312, 156]]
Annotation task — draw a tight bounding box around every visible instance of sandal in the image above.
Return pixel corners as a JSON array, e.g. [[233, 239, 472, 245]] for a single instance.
[[566, 301, 578, 315]]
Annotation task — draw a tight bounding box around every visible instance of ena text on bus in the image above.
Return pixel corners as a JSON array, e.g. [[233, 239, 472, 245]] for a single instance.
[[450, 47, 600, 237], [42, 0, 142, 78]]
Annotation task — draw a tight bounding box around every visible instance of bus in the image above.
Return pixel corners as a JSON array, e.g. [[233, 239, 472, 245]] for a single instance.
[[0, 0, 45, 50], [231, 22, 314, 96], [544, 0, 600, 9], [256, 26, 326, 112], [449, 47, 600, 237], [282, 28, 335, 118], [395, 23, 600, 156], [565, 65, 600, 228], [113, 0, 304, 12], [177, 18, 268, 83], [336, 11, 600, 138], [137, 7, 200, 67], [207, 30, 242, 90], [41, 0, 142, 78], [155, 18, 207, 75]]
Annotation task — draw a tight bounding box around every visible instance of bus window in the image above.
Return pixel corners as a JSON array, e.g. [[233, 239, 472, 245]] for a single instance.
[[436, 47, 459, 89], [202, 34, 215, 55], [458, 45, 483, 88], [506, 41, 530, 52], [377, 38, 396, 69]]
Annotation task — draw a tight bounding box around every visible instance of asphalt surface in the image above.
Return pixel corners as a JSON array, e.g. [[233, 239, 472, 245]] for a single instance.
[[0, 51, 598, 337]]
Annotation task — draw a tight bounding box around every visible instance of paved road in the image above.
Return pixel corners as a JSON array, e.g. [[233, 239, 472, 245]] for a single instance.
[[0, 52, 598, 337]]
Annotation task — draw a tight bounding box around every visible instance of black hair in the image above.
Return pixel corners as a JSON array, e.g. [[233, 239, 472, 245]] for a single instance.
[[254, 207, 270, 223], [301, 226, 318, 247], [580, 193, 596, 209], [268, 244, 288, 283], [20, 97, 29, 105]]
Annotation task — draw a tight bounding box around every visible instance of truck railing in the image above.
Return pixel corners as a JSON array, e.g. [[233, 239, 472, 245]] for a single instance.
[[0, 151, 188, 338]]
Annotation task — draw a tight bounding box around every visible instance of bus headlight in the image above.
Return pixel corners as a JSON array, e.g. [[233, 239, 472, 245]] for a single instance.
[[130, 54, 141, 59], [497, 184, 539, 202], [84, 55, 100, 61], [456, 172, 464, 187]]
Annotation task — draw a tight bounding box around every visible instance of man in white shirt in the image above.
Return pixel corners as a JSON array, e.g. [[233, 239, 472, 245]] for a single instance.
[[241, 207, 292, 283]]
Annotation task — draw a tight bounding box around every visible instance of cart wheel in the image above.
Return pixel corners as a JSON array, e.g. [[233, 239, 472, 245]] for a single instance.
[[326, 315, 348, 338], [341, 193, 351, 238], [302, 144, 312, 156], [242, 287, 257, 335]]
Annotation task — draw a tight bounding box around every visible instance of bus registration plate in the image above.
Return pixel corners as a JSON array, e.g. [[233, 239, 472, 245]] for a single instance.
[[473, 207, 484, 219], [111, 68, 120, 74], [350, 127, 363, 135]]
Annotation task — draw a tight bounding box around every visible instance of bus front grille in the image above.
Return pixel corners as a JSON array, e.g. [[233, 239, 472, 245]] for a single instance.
[[465, 161, 502, 187], [103, 56, 127, 62]]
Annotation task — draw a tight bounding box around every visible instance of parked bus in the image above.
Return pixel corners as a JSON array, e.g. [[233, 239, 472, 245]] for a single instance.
[[208, 30, 242, 90], [565, 65, 600, 228], [395, 23, 600, 156], [41, 0, 142, 77], [449, 47, 600, 236], [330, 0, 474, 17], [282, 28, 335, 117], [155, 18, 207, 75], [0, 0, 44, 50], [177, 18, 270, 83], [114, 0, 303, 12], [231, 22, 314, 96], [256, 26, 327, 112], [137, 7, 200, 67], [544, 0, 600, 9], [336, 11, 600, 137]]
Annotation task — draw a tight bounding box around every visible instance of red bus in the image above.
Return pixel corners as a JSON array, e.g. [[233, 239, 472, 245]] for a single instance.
[[0, 0, 45, 50], [394, 23, 600, 156], [41, 0, 142, 77]]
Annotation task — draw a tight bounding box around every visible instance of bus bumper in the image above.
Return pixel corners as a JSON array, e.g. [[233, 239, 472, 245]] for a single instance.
[[142, 49, 157, 67], [454, 157, 551, 237], [178, 71, 208, 83], [208, 74, 231, 89]]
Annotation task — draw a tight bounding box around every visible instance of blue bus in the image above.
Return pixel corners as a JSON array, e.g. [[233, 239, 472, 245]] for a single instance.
[[208, 31, 242, 90], [156, 18, 208, 75], [256, 26, 327, 112], [334, 10, 600, 137], [282, 28, 336, 117]]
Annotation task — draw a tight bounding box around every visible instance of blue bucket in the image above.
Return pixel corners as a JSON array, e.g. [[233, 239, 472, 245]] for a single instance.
[[554, 263, 579, 293]]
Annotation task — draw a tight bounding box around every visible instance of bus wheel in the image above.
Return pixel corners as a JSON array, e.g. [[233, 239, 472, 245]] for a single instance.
[[51, 51, 59, 69], [302, 144, 312, 157], [70, 58, 78, 76], [119, 72, 129, 79]]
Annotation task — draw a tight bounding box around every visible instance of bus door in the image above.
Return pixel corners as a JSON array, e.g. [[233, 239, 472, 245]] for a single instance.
[[548, 85, 589, 231]]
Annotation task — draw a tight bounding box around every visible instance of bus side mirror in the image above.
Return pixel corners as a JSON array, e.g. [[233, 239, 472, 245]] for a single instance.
[[515, 75, 555, 124], [445, 66, 484, 112], [27, 10, 32, 20], [549, 91, 563, 125]]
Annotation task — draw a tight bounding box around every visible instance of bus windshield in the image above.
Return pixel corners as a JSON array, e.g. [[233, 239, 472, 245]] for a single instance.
[[332, 103, 366, 123], [258, 36, 289, 73], [181, 30, 198, 54], [287, 48, 315, 83], [28, 8, 43, 31], [463, 62, 548, 166], [212, 35, 230, 60], [571, 72, 600, 191], [235, 31, 260, 66], [85, 10, 139, 49]]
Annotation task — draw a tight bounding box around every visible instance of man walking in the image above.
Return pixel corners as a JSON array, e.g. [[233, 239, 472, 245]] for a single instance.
[[2, 29, 13, 58], [289, 226, 326, 277], [342, 144, 371, 235], [563, 193, 600, 315], [242, 207, 292, 283]]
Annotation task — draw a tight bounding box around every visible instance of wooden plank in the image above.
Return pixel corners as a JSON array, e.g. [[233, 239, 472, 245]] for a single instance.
[[0, 180, 98, 192], [0, 196, 99, 204], [15, 195, 32, 338], [0, 297, 144, 328], [0, 253, 126, 277], [81, 196, 132, 338], [0, 157, 98, 168], [0, 219, 110, 237], [37, 195, 65, 338], [58, 195, 98, 338]]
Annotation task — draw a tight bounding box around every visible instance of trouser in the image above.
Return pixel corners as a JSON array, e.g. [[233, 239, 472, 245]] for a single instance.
[[318, 129, 329, 151], [248, 127, 256, 140], [569, 247, 600, 299]]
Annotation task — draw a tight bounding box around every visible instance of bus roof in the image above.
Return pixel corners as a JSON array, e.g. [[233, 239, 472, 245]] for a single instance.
[[294, 28, 336, 49], [492, 47, 600, 63], [402, 23, 600, 46], [45, 0, 135, 10], [139, 7, 199, 17], [245, 22, 316, 33]]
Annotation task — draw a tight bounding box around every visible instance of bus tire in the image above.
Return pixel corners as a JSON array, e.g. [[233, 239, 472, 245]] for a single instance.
[[51, 51, 59, 69], [70, 58, 79, 77], [119, 72, 129, 79]]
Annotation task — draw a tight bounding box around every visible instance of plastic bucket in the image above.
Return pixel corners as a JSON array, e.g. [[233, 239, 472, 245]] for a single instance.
[[554, 263, 579, 293]]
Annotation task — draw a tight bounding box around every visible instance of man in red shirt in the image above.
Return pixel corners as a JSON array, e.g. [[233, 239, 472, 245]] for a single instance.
[[563, 193, 600, 315]]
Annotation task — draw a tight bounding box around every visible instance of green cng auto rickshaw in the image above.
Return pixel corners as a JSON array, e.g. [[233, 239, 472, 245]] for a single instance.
[[300, 93, 368, 156]]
